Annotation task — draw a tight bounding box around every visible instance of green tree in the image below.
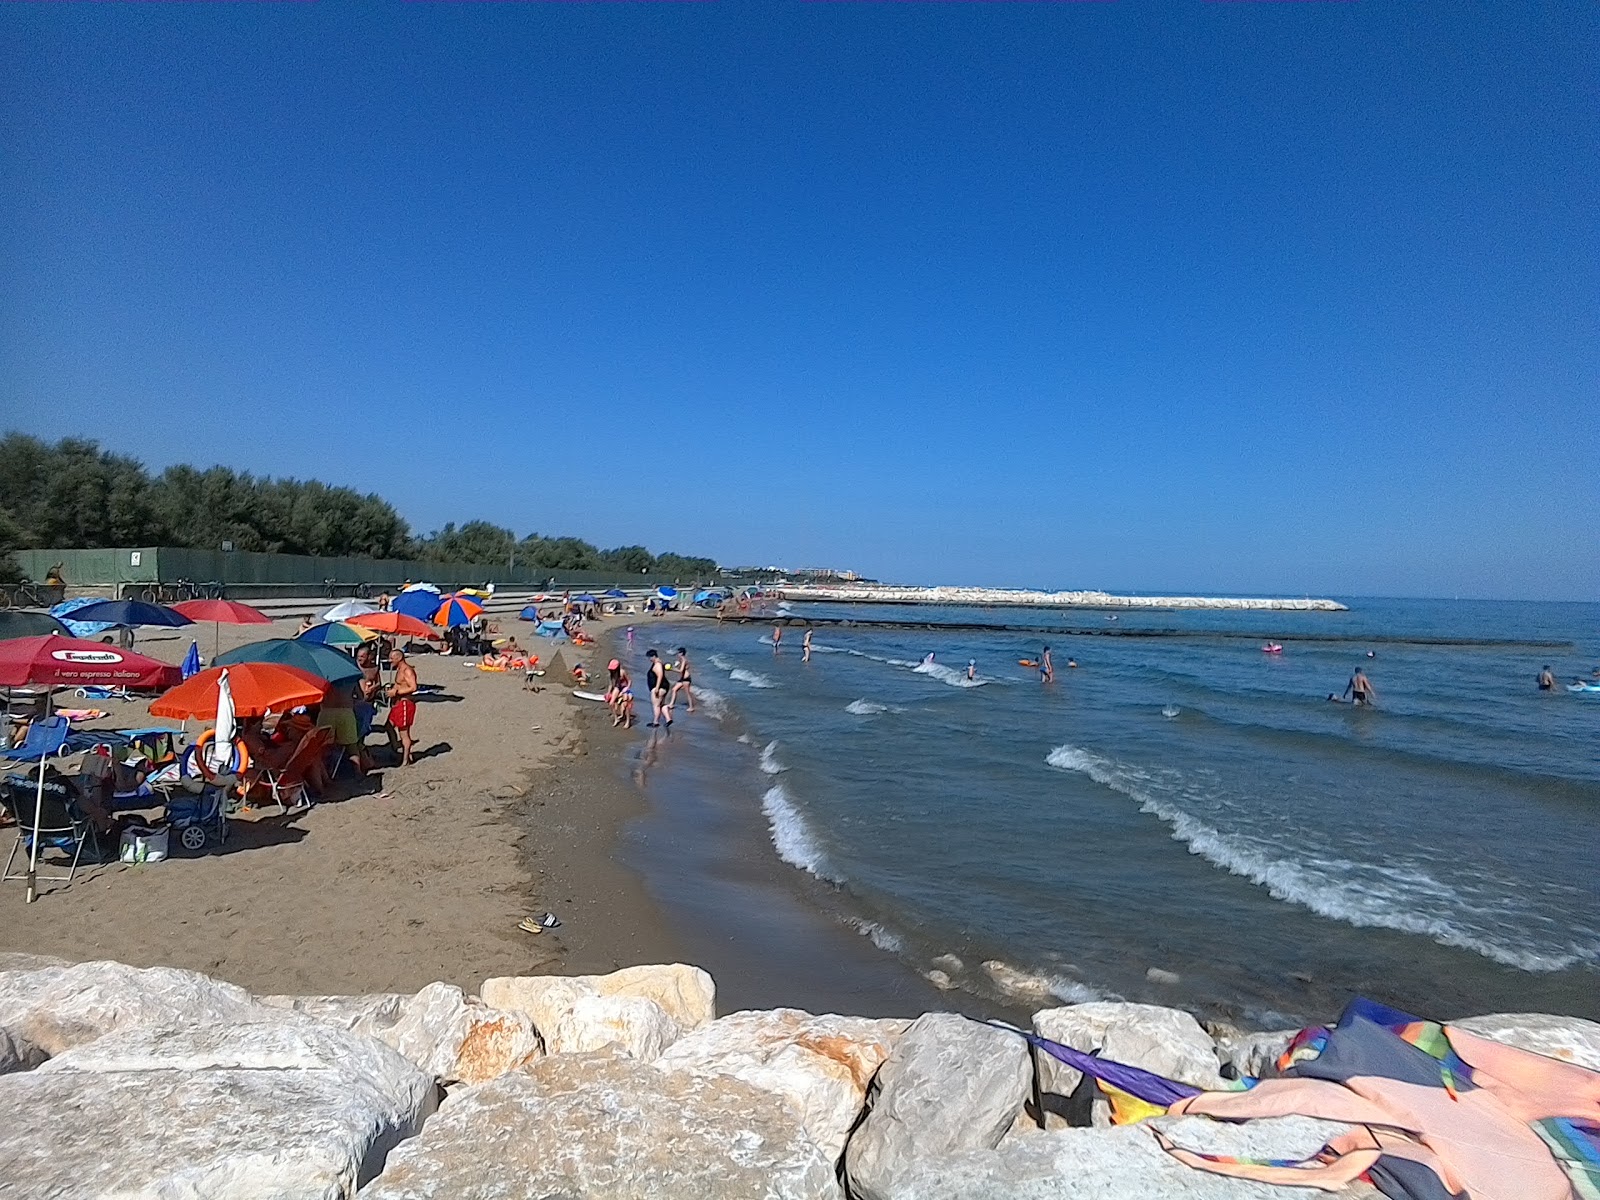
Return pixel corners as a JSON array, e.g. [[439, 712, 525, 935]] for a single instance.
[[602, 545, 655, 574]]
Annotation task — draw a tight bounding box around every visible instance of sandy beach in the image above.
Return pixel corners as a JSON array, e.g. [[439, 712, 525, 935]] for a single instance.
[[0, 612, 689, 997]]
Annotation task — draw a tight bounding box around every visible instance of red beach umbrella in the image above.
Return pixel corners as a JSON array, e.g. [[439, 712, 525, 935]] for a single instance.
[[0, 634, 181, 691], [149, 663, 328, 720], [171, 598, 273, 661]]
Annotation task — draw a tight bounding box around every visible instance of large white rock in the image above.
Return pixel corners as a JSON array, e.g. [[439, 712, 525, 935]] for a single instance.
[[844, 1013, 1030, 1200], [549, 992, 682, 1061], [879, 1116, 1366, 1199], [1452, 1012, 1600, 1071], [262, 982, 542, 1085], [0, 959, 265, 1062], [1033, 1003, 1224, 1126], [361, 1049, 841, 1199], [656, 1008, 910, 1162], [481, 962, 715, 1036], [2, 1019, 436, 1199]]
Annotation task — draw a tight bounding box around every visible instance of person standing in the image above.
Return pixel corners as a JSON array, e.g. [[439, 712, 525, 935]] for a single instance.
[[668, 647, 695, 714], [967, 659, 977, 681], [386, 649, 419, 766], [645, 649, 672, 728], [1040, 646, 1054, 683], [1344, 666, 1377, 707], [1537, 665, 1557, 692], [802, 628, 813, 663], [772, 625, 782, 652]]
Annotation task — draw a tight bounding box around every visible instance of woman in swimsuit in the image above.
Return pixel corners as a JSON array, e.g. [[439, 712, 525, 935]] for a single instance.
[[668, 647, 695, 714], [645, 650, 672, 728]]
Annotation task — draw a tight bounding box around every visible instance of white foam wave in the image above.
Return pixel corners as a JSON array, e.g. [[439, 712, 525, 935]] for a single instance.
[[694, 686, 730, 721], [846, 917, 904, 953], [1045, 744, 1591, 972], [759, 740, 786, 774], [761, 783, 835, 880], [980, 959, 1107, 1004], [709, 653, 733, 670], [846, 699, 890, 715], [730, 668, 776, 689], [912, 661, 988, 688]]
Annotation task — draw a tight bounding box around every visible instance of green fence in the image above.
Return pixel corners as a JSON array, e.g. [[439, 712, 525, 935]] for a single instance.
[[16, 548, 719, 600]]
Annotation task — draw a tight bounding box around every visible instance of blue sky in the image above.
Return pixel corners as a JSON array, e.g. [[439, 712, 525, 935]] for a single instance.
[[2, 2, 1595, 600]]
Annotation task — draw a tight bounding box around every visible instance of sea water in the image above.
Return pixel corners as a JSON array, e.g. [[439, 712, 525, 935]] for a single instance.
[[618, 598, 1600, 1025]]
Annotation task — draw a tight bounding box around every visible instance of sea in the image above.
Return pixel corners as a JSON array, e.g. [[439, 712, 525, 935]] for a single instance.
[[610, 598, 1599, 1028]]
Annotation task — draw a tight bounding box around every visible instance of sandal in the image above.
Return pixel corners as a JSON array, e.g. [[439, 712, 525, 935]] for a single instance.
[[517, 912, 561, 935]]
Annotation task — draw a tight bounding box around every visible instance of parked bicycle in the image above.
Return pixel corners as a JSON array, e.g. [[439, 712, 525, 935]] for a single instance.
[[0, 580, 54, 609]]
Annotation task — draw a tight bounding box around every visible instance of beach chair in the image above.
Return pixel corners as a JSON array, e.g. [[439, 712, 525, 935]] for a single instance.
[[245, 726, 333, 814], [0, 769, 101, 891]]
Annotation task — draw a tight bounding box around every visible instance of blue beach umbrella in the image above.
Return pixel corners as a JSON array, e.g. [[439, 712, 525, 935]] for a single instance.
[[656, 586, 678, 600], [51, 597, 115, 638], [215, 638, 363, 685], [519, 605, 540, 621], [391, 589, 443, 622], [61, 599, 193, 630], [574, 593, 597, 605], [604, 588, 627, 599]]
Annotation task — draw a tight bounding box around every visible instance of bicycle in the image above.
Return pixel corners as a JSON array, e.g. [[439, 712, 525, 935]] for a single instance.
[[353, 582, 372, 600], [323, 578, 340, 599], [0, 580, 49, 609]]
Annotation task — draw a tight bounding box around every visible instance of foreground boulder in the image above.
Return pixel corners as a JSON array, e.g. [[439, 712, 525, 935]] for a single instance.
[[845, 1013, 1030, 1200], [876, 1115, 1364, 1199], [481, 962, 715, 1037], [1033, 1003, 1224, 1126], [1453, 1012, 1600, 1071], [361, 1050, 841, 1199], [656, 1008, 910, 1162], [549, 992, 682, 1061], [1, 1019, 435, 1199], [262, 982, 542, 1085]]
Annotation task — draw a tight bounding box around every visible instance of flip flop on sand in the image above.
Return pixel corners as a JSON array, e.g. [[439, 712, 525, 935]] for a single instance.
[[517, 913, 561, 935]]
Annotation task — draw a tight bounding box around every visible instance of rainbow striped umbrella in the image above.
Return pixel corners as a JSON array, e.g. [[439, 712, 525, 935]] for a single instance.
[[432, 593, 485, 628], [298, 620, 378, 649]]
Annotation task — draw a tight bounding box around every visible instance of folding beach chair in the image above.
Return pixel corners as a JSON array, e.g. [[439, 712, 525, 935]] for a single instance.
[[0, 769, 101, 892], [244, 726, 333, 814]]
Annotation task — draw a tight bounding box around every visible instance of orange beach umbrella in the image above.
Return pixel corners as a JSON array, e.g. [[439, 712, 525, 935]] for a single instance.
[[150, 663, 328, 720]]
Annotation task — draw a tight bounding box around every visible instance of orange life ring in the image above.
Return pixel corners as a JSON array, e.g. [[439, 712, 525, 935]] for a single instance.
[[194, 730, 250, 781]]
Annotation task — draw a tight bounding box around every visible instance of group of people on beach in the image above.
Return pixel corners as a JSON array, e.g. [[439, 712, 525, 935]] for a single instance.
[[604, 647, 693, 730]]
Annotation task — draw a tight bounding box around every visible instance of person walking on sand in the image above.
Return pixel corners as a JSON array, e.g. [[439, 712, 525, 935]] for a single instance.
[[1344, 666, 1377, 707], [802, 628, 813, 663], [1538, 665, 1557, 692], [645, 650, 672, 729], [1040, 646, 1054, 683], [386, 649, 419, 766], [668, 647, 695, 714]]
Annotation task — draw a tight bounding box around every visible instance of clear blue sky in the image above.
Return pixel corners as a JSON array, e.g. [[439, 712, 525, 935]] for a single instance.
[[2, 2, 1595, 600]]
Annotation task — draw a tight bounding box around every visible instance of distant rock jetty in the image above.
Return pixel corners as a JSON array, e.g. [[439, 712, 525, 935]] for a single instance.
[[777, 584, 1348, 612]]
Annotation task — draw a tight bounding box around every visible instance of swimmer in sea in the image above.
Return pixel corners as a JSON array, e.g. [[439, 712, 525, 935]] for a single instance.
[[802, 628, 813, 663], [1067, 658, 1078, 669], [1040, 646, 1054, 683], [1344, 666, 1377, 707], [967, 659, 976, 681], [1538, 665, 1557, 692]]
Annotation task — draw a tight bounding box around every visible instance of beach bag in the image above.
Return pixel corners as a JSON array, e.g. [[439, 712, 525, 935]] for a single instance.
[[119, 823, 168, 865]]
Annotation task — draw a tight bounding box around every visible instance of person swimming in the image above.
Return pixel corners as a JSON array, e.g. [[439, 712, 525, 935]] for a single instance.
[[1538, 665, 1557, 691], [966, 659, 976, 681]]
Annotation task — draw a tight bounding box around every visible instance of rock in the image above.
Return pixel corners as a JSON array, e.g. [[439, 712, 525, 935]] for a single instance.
[[878, 1116, 1358, 1199], [1143, 968, 1180, 986], [1032, 1003, 1224, 1126], [923, 970, 955, 990], [1453, 1012, 1600, 1071], [656, 1008, 910, 1162], [481, 962, 715, 1038], [1204, 1021, 1296, 1081], [549, 993, 682, 1061], [262, 983, 542, 1086], [0, 959, 263, 1063], [844, 1013, 1030, 1200], [0, 1024, 46, 1075], [0, 952, 71, 973], [362, 1050, 841, 1199], [3, 1018, 435, 1198]]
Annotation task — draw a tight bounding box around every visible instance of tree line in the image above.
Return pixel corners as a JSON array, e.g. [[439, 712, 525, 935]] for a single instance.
[[0, 434, 718, 581]]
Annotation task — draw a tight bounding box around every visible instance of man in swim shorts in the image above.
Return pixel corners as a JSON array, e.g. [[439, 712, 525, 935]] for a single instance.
[[1538, 665, 1557, 691], [387, 649, 419, 766], [1344, 666, 1376, 707]]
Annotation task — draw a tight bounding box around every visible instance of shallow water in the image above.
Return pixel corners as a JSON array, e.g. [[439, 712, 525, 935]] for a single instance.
[[616, 598, 1600, 1026]]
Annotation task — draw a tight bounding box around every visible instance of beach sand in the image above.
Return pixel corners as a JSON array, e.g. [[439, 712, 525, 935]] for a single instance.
[[0, 615, 686, 996]]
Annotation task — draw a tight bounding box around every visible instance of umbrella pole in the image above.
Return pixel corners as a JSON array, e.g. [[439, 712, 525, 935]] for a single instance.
[[26, 688, 54, 904]]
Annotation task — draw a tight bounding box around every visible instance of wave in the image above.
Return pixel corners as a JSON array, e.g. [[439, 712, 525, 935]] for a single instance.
[[730, 668, 776, 689], [845, 917, 904, 953], [980, 959, 1107, 1005], [709, 653, 733, 671], [762, 783, 836, 880], [695, 687, 730, 721], [912, 660, 988, 688], [759, 740, 786, 775], [846, 699, 892, 715], [1045, 743, 1594, 972]]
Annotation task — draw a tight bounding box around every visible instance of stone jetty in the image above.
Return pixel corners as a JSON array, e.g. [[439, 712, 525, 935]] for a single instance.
[[774, 585, 1347, 612], [1, 953, 1594, 1198]]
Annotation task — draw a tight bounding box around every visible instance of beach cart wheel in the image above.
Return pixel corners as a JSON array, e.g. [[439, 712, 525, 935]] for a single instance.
[[179, 825, 208, 851]]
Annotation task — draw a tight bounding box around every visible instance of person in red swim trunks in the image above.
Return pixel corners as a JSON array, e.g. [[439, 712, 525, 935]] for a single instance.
[[386, 649, 419, 766]]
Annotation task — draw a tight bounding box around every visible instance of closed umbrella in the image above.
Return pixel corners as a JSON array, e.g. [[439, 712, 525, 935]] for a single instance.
[[149, 663, 327, 720], [204, 669, 239, 775], [323, 598, 378, 622], [215, 638, 362, 685]]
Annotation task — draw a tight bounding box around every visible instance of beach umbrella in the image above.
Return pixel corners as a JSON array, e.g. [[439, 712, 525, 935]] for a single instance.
[[519, 605, 540, 621], [656, 586, 679, 600], [604, 588, 628, 599], [432, 594, 484, 628], [57, 599, 193, 630], [0, 611, 71, 641], [401, 581, 440, 593], [298, 620, 377, 649], [574, 593, 597, 605], [322, 598, 378, 622], [172, 598, 271, 660], [150, 663, 327, 720], [50, 597, 116, 638], [215, 638, 362, 685], [391, 590, 443, 622], [347, 611, 439, 639], [181, 642, 202, 679], [0, 634, 181, 691]]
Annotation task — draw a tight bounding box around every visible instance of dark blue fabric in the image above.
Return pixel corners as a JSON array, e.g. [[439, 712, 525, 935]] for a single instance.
[[1286, 1014, 1462, 1091], [1366, 1154, 1465, 1200], [57, 600, 192, 628]]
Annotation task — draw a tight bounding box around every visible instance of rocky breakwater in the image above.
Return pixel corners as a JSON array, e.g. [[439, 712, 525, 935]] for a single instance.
[[1, 952, 1596, 1198], [777, 585, 1348, 612]]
